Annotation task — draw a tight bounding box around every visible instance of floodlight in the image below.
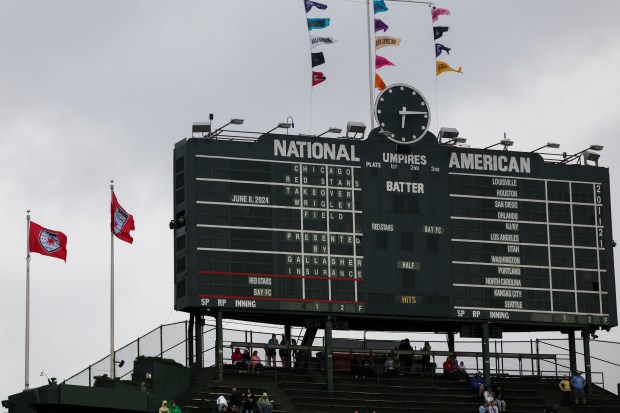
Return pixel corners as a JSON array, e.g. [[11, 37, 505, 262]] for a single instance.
[[531, 142, 560, 152], [346, 122, 366, 139], [266, 122, 292, 134], [317, 127, 343, 137]]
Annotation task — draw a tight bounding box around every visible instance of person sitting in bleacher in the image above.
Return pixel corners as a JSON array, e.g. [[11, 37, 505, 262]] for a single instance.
[[443, 355, 457, 379], [216, 395, 228, 412], [384, 354, 397, 378], [470, 371, 487, 397], [491, 386, 506, 411], [231, 348, 244, 368], [256, 392, 273, 413], [230, 387, 242, 413], [359, 356, 375, 379]]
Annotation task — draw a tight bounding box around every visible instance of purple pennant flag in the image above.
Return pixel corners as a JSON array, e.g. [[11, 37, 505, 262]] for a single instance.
[[376, 55, 395, 69], [305, 0, 328, 13], [375, 18, 389, 33]]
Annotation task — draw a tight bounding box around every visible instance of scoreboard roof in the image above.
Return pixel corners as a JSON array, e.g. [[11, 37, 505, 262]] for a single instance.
[[172, 132, 617, 332]]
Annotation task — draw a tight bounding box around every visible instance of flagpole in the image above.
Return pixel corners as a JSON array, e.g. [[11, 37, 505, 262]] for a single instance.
[[367, 0, 375, 130], [25, 210, 31, 390], [110, 181, 115, 379]]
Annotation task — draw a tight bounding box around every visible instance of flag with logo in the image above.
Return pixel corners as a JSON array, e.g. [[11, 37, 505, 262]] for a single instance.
[[29, 221, 67, 261], [111, 192, 135, 244]]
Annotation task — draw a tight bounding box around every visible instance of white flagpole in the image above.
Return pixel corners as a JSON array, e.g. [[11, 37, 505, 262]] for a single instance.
[[25, 210, 31, 389], [367, 0, 376, 130], [110, 181, 115, 379]]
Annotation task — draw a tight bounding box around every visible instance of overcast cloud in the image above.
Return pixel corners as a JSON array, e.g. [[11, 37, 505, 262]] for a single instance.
[[1, 0, 619, 399]]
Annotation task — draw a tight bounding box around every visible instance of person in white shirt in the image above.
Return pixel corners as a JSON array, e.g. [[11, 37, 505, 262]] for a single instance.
[[216, 395, 228, 412]]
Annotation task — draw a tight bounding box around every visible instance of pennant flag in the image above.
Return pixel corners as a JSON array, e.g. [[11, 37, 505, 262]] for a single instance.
[[312, 71, 326, 86], [111, 192, 135, 244], [311, 52, 325, 67], [307, 18, 330, 31], [374, 0, 388, 13], [305, 0, 328, 13], [375, 73, 387, 91], [376, 55, 395, 69], [432, 7, 450, 22], [310, 35, 336, 49], [436, 61, 463, 75], [435, 43, 451, 57], [375, 18, 389, 33], [433, 26, 449, 40], [376, 36, 401, 50], [29, 221, 67, 261]]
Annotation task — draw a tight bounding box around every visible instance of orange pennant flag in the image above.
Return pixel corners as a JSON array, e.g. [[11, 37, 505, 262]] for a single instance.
[[436, 61, 463, 75], [375, 73, 387, 91]]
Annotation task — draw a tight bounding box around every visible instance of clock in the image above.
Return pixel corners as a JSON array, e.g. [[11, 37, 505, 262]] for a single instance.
[[375, 83, 431, 144]]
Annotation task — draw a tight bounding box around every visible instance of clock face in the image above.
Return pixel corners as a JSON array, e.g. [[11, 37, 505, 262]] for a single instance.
[[375, 84, 431, 144]]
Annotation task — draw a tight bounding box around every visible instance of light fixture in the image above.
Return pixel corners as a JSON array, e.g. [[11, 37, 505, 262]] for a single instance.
[[115, 360, 125, 368], [438, 127, 459, 143], [346, 121, 366, 139], [266, 122, 292, 134], [582, 150, 600, 166], [192, 122, 211, 135], [210, 118, 244, 138], [562, 145, 603, 165], [317, 127, 343, 137], [442, 137, 467, 146], [531, 142, 560, 153], [485, 138, 513, 150]]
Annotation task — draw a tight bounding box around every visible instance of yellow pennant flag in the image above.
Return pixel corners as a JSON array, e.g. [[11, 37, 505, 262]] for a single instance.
[[436, 61, 463, 75], [375, 73, 387, 91], [375, 36, 401, 50]]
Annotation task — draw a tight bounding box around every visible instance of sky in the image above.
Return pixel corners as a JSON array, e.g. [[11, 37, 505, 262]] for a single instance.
[[2, 0, 620, 400]]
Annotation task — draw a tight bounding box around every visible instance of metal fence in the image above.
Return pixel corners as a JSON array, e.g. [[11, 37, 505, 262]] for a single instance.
[[63, 319, 620, 396]]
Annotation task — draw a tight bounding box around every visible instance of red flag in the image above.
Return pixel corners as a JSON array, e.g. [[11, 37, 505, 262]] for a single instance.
[[312, 71, 326, 86], [111, 192, 135, 244], [29, 221, 67, 261]]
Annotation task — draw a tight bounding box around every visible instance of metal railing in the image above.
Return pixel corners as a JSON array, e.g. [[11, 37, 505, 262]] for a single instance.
[[62, 319, 620, 396]]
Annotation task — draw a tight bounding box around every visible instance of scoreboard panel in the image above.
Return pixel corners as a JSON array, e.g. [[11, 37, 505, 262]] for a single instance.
[[173, 133, 617, 329]]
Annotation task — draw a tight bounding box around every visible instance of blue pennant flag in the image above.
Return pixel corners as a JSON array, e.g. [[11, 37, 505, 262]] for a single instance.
[[307, 18, 330, 31], [435, 43, 451, 57], [374, 0, 388, 13], [305, 0, 328, 13]]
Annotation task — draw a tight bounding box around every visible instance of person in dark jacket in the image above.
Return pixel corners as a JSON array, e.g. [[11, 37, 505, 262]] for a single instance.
[[230, 387, 242, 412], [243, 388, 255, 413]]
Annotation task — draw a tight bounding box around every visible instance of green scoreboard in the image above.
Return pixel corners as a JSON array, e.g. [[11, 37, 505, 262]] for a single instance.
[[173, 133, 617, 330]]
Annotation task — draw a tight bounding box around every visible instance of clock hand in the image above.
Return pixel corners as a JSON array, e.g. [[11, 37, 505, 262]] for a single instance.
[[399, 107, 428, 128]]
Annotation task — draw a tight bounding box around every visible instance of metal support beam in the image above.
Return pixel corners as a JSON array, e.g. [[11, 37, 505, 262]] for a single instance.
[[188, 316, 194, 366], [581, 330, 592, 395], [195, 314, 204, 367], [215, 311, 224, 382], [482, 322, 491, 386], [447, 332, 455, 353], [568, 330, 577, 374], [325, 317, 334, 393]]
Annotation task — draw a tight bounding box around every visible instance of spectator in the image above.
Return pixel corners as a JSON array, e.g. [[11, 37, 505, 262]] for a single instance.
[[257, 392, 273, 413], [487, 400, 499, 413], [243, 388, 255, 413], [279, 335, 290, 368], [558, 374, 571, 407], [470, 372, 486, 397], [478, 401, 488, 413], [543, 405, 558, 413], [359, 357, 375, 379], [457, 361, 469, 381], [169, 400, 182, 413], [570, 370, 586, 405], [231, 348, 244, 368], [249, 350, 261, 374], [266, 334, 278, 368], [443, 356, 457, 379], [230, 387, 242, 413], [492, 386, 506, 411], [384, 354, 397, 378], [421, 341, 431, 375], [159, 400, 169, 413], [216, 395, 228, 412], [242, 349, 251, 368], [483, 387, 495, 404], [291, 338, 299, 367]]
